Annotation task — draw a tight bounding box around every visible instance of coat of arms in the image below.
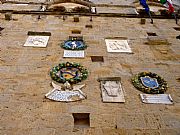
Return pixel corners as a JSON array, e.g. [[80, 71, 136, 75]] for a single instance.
[[140, 76, 159, 89]]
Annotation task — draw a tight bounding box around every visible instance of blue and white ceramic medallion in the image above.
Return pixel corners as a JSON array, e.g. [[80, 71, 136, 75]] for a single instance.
[[62, 39, 87, 50], [140, 76, 159, 89]]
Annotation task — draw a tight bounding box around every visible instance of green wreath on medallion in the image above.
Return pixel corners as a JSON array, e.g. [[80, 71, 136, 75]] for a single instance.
[[131, 72, 168, 94], [50, 62, 88, 84]]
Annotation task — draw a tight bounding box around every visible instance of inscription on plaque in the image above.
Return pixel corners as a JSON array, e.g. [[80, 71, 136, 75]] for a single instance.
[[140, 94, 173, 104], [63, 50, 85, 58]]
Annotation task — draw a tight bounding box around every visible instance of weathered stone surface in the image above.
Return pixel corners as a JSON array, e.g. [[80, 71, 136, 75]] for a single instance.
[[0, 2, 180, 134], [146, 36, 170, 45]]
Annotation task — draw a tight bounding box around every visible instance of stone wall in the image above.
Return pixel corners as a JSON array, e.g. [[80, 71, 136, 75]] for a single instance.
[[0, 11, 180, 135]]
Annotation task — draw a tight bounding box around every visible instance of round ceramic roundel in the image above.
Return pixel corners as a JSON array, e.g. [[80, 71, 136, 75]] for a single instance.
[[62, 40, 87, 50], [50, 62, 88, 84], [131, 72, 168, 94]]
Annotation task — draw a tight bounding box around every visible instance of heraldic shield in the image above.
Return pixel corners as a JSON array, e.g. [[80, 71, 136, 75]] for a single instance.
[[140, 76, 159, 89]]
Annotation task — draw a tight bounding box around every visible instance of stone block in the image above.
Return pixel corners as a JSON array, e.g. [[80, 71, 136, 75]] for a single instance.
[[161, 113, 180, 129], [146, 36, 169, 45], [91, 114, 116, 128], [68, 105, 93, 113], [160, 129, 180, 135], [144, 113, 165, 129], [116, 113, 147, 129]]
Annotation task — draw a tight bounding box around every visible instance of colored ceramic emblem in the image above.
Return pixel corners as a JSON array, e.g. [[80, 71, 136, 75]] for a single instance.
[[59, 67, 80, 80], [140, 76, 159, 89], [47, 62, 88, 102], [45, 82, 86, 102], [61, 39, 87, 50], [131, 72, 168, 94], [50, 62, 88, 84]]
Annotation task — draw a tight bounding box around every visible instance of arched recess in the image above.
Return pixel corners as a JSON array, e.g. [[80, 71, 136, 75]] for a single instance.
[[47, 0, 95, 8], [46, 0, 95, 12]]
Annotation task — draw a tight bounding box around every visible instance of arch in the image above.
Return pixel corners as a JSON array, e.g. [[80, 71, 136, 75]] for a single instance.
[[47, 0, 95, 8]]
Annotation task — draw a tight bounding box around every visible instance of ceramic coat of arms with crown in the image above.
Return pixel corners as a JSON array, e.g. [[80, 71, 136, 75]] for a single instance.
[[45, 62, 88, 102]]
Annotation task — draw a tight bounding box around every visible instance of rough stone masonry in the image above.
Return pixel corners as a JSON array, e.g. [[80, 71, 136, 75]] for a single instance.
[[0, 0, 180, 135]]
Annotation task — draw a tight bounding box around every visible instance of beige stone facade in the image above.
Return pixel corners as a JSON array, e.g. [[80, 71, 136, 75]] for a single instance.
[[0, 0, 180, 135]]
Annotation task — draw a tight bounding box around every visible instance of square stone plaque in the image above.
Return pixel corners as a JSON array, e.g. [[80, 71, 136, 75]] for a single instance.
[[24, 35, 50, 47], [105, 39, 132, 53], [98, 77, 125, 103], [63, 50, 85, 58]]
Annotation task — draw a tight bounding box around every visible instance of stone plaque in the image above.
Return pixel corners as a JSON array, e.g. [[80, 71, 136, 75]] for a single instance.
[[140, 94, 173, 104], [24, 36, 50, 47], [45, 82, 86, 102], [46, 89, 86, 102], [98, 77, 125, 103], [105, 39, 132, 53], [63, 50, 85, 58]]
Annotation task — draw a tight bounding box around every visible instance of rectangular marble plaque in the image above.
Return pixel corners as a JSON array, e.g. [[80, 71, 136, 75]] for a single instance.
[[99, 78, 125, 103], [63, 50, 85, 58], [105, 39, 132, 53], [24, 36, 50, 47], [140, 94, 173, 104]]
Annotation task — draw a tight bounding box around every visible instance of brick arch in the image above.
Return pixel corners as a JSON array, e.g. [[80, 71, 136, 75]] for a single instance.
[[47, 0, 95, 8]]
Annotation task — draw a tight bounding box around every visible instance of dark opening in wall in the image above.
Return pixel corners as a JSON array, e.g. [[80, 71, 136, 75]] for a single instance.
[[140, 18, 146, 24], [137, 9, 155, 16], [147, 32, 157, 36], [5, 12, 12, 20], [69, 36, 83, 40], [176, 35, 180, 40], [91, 56, 104, 62], [27, 31, 51, 36], [173, 27, 180, 31], [176, 78, 180, 82], [0, 27, 4, 36], [85, 25, 93, 28], [73, 113, 90, 128], [0, 27, 4, 32], [71, 30, 81, 34], [73, 15, 79, 22]]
